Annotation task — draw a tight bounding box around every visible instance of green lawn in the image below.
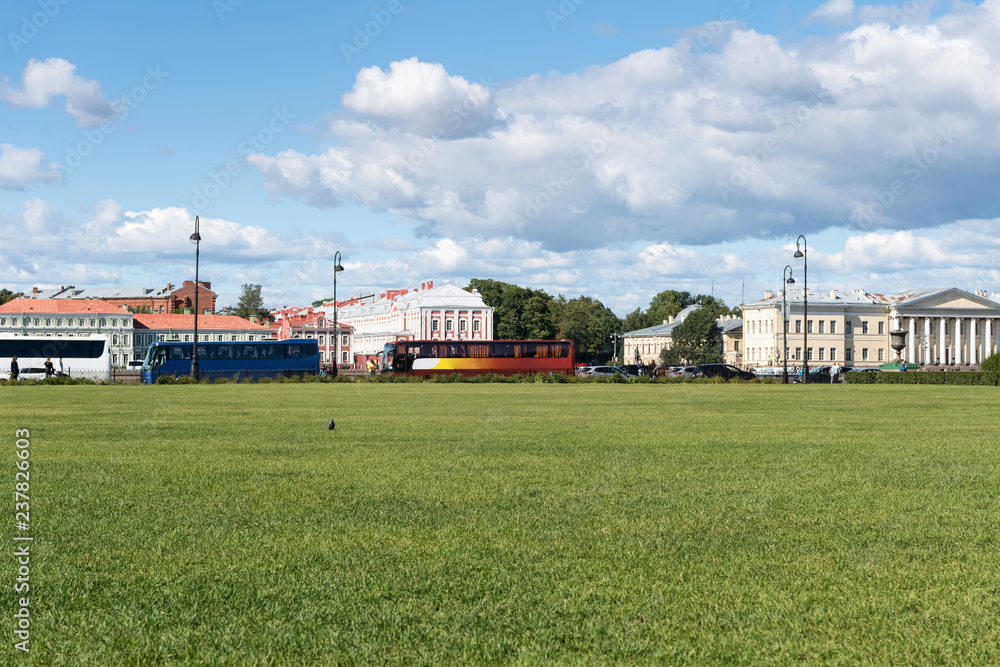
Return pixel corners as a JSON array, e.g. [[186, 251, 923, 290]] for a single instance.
[[4, 383, 1000, 664]]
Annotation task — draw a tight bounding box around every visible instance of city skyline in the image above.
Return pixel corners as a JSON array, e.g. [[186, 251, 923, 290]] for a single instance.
[[3, 0, 1000, 316]]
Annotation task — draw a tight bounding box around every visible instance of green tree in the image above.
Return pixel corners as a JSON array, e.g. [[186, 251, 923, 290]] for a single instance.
[[647, 290, 694, 324], [667, 307, 723, 365], [555, 295, 621, 364], [465, 279, 557, 340], [236, 283, 268, 321], [0, 289, 23, 305]]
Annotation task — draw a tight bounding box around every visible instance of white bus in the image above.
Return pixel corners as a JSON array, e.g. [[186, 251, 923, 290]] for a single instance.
[[0, 334, 112, 382]]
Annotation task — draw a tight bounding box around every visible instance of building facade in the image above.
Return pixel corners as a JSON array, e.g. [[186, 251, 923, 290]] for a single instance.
[[623, 305, 743, 366], [307, 281, 494, 368], [271, 307, 352, 369], [0, 299, 270, 367], [741, 287, 1000, 369]]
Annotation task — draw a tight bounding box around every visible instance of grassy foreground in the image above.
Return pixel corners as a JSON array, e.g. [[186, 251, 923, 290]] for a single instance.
[[3, 383, 1000, 664]]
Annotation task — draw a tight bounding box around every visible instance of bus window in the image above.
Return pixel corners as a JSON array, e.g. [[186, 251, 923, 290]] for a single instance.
[[265, 345, 285, 359], [447, 343, 467, 358], [469, 344, 490, 358], [287, 344, 304, 359], [169, 346, 190, 361], [493, 343, 515, 358], [152, 347, 167, 368]]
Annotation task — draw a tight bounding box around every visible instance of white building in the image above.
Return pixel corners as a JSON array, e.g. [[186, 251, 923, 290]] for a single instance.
[[741, 287, 1000, 369], [314, 281, 494, 366]]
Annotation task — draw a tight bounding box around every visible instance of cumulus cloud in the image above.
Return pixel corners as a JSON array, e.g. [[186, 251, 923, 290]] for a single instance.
[[0, 144, 62, 189], [341, 58, 501, 138], [0, 58, 115, 127]]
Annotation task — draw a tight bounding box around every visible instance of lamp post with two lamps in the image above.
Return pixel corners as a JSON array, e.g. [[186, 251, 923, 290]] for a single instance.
[[332, 251, 344, 377], [190, 215, 201, 381], [782, 265, 794, 384], [794, 235, 808, 384]]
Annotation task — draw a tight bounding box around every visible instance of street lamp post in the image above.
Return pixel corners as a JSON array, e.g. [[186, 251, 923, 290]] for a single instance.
[[794, 235, 808, 384], [610, 332, 621, 365], [332, 251, 344, 377], [783, 265, 795, 384], [190, 215, 201, 381]]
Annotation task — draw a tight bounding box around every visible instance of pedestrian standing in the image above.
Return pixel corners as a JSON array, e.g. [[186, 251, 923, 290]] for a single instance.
[[44, 357, 54, 378], [10, 356, 19, 382]]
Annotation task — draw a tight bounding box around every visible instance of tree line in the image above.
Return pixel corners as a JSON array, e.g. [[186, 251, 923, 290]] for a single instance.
[[465, 279, 738, 365]]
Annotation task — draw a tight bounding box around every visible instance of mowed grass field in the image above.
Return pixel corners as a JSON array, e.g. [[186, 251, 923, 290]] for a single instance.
[[4, 382, 1000, 665]]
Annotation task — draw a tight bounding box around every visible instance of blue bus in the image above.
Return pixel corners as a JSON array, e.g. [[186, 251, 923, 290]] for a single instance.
[[140, 339, 320, 383]]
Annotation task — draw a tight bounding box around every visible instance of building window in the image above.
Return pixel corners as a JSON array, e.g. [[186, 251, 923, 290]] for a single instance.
[[248, 335, 255, 341], [446, 319, 453, 332], [831, 321, 837, 334], [90, 319, 97, 327], [184, 334, 191, 342], [320, 351, 326, 362], [432, 319, 439, 332], [0, 318, 5, 326], [846, 348, 852, 361], [845, 321, 852, 335], [341, 351, 348, 363], [818, 348, 825, 361], [862, 321, 869, 334], [795, 347, 802, 360], [878, 321, 885, 335], [878, 348, 885, 361], [807, 347, 813, 360], [45, 318, 51, 326], [734, 341, 740, 352], [342, 334, 348, 347], [112, 354, 117, 365], [473, 320, 480, 332], [232, 335, 239, 341], [862, 348, 869, 361], [818, 321, 824, 334], [319, 335, 325, 346], [113, 334, 119, 345], [830, 348, 837, 361], [459, 320, 466, 332], [795, 320, 801, 333], [34, 318, 40, 326], [807, 320, 813, 334]]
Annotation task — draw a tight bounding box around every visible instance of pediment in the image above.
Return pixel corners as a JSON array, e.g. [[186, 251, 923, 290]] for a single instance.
[[900, 288, 1000, 311]]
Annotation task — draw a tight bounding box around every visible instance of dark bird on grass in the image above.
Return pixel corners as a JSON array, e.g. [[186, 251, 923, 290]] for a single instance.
[[328, 418, 335, 430]]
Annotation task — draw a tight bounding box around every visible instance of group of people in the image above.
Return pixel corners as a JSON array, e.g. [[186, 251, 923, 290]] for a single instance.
[[8, 356, 63, 382]]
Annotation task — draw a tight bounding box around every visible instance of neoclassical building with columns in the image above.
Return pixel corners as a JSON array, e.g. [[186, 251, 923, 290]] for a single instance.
[[740, 287, 1000, 369]]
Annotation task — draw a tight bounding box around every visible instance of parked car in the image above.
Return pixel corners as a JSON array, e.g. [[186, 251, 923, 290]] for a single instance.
[[17, 367, 49, 382], [616, 364, 641, 376], [793, 365, 842, 383], [578, 365, 634, 378], [844, 367, 881, 373], [670, 366, 702, 378], [695, 363, 756, 380]]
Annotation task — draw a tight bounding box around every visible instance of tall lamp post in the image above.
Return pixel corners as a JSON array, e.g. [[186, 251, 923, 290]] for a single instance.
[[794, 235, 808, 384], [190, 215, 201, 380], [610, 332, 621, 365], [332, 251, 344, 377], [783, 265, 795, 384]]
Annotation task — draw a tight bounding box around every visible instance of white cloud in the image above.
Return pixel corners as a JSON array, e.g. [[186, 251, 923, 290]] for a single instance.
[[0, 58, 115, 127], [809, 0, 856, 24], [0, 144, 62, 189], [341, 58, 501, 138], [247, 3, 1000, 254]]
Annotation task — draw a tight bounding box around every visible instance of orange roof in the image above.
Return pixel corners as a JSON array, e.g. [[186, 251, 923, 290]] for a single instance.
[[133, 314, 272, 331], [0, 298, 129, 314]]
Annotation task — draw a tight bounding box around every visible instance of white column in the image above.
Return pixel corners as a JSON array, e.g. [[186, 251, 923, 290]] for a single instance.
[[923, 317, 931, 365], [987, 318, 995, 358], [907, 317, 916, 363], [953, 317, 961, 365], [938, 317, 946, 365], [970, 318, 978, 365]]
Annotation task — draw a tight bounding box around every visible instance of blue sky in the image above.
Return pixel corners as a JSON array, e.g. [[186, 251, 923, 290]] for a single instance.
[[2, 0, 999, 315]]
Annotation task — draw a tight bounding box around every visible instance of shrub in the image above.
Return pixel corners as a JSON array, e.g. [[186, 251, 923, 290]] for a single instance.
[[981, 353, 1000, 373], [257, 376, 275, 383], [155, 375, 176, 385], [175, 375, 196, 384], [214, 377, 232, 384]]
